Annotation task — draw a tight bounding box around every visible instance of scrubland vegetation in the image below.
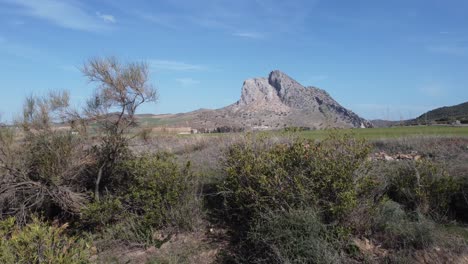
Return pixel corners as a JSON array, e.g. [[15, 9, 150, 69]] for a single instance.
[[1, 58, 468, 263]]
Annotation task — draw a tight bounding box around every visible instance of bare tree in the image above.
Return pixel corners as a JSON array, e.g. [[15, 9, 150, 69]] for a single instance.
[[0, 56, 157, 222], [0, 92, 89, 224], [81, 57, 158, 201], [20, 90, 70, 132]]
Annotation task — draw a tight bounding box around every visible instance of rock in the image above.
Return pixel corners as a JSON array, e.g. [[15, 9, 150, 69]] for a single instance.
[[226, 70, 372, 129], [396, 154, 413, 160]]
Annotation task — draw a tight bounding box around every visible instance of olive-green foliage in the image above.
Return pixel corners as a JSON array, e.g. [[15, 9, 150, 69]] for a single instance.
[[220, 133, 370, 225], [80, 153, 199, 247], [119, 153, 197, 229], [452, 176, 468, 221], [0, 217, 90, 264], [368, 160, 459, 220], [25, 132, 75, 184], [99, 216, 166, 249], [373, 200, 435, 249], [0, 131, 87, 222], [246, 209, 342, 264], [80, 197, 124, 230]]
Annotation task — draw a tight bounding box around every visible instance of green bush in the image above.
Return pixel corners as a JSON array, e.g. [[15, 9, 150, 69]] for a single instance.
[[220, 133, 370, 225], [118, 152, 199, 230], [451, 176, 468, 222], [374, 160, 459, 220], [0, 131, 87, 223], [246, 209, 342, 264], [373, 200, 435, 249], [0, 217, 90, 264], [80, 196, 124, 230], [99, 216, 167, 249], [25, 132, 75, 185]]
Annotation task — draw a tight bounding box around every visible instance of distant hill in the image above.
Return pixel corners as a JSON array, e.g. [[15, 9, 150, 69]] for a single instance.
[[137, 70, 372, 131], [370, 119, 402, 128], [410, 101, 468, 125]]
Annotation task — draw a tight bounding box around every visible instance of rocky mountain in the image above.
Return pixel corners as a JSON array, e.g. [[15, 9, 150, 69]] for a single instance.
[[138, 70, 372, 130]]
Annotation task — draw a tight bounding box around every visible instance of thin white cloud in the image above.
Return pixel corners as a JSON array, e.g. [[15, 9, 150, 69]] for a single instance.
[[149, 60, 207, 71], [232, 32, 264, 39], [131, 0, 316, 38], [176, 78, 200, 87], [1, 0, 111, 32], [96, 12, 116, 23]]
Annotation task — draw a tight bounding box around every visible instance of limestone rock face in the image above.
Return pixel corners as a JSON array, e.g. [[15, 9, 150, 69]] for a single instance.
[[225, 70, 372, 128], [235, 78, 289, 112], [145, 70, 373, 130]]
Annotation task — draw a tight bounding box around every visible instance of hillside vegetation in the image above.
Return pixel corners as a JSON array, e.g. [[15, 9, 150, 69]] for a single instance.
[[412, 101, 468, 124], [1, 58, 467, 263]]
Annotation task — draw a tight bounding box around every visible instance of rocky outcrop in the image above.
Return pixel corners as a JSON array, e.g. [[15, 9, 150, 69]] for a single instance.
[[225, 70, 372, 129], [143, 70, 372, 130]]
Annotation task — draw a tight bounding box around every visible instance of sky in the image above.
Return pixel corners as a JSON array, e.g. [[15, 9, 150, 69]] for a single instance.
[[1, 0, 468, 122]]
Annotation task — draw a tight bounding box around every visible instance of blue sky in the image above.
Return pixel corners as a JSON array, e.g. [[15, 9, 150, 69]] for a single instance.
[[1, 0, 468, 121]]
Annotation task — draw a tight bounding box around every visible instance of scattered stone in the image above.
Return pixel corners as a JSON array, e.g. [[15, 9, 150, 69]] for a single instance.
[[369, 151, 424, 161]]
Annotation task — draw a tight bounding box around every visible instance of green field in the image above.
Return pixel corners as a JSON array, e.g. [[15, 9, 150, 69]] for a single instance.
[[169, 125, 468, 140], [295, 125, 468, 140]]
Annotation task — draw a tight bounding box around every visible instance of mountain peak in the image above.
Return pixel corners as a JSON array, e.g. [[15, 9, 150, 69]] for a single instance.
[[268, 70, 303, 95], [229, 71, 372, 128]]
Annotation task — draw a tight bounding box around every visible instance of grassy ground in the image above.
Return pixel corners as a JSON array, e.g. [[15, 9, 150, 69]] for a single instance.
[[296, 126, 468, 140], [152, 125, 468, 141]]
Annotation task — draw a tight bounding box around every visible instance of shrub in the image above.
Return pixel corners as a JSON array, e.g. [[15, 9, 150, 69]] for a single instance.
[[245, 209, 342, 264], [368, 160, 459, 220], [99, 216, 167, 249], [0, 131, 88, 223], [0, 217, 90, 264], [451, 176, 468, 222], [118, 152, 200, 230], [373, 200, 435, 249], [220, 133, 370, 226], [80, 196, 124, 230]]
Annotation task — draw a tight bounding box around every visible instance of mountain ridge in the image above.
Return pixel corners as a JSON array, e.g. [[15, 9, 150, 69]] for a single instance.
[[138, 70, 372, 130]]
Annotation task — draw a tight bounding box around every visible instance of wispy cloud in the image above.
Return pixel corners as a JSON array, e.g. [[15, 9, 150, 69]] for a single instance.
[[149, 60, 207, 71], [96, 12, 116, 24], [131, 0, 316, 38], [1, 0, 112, 32], [232, 32, 264, 39], [176, 78, 200, 87]]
